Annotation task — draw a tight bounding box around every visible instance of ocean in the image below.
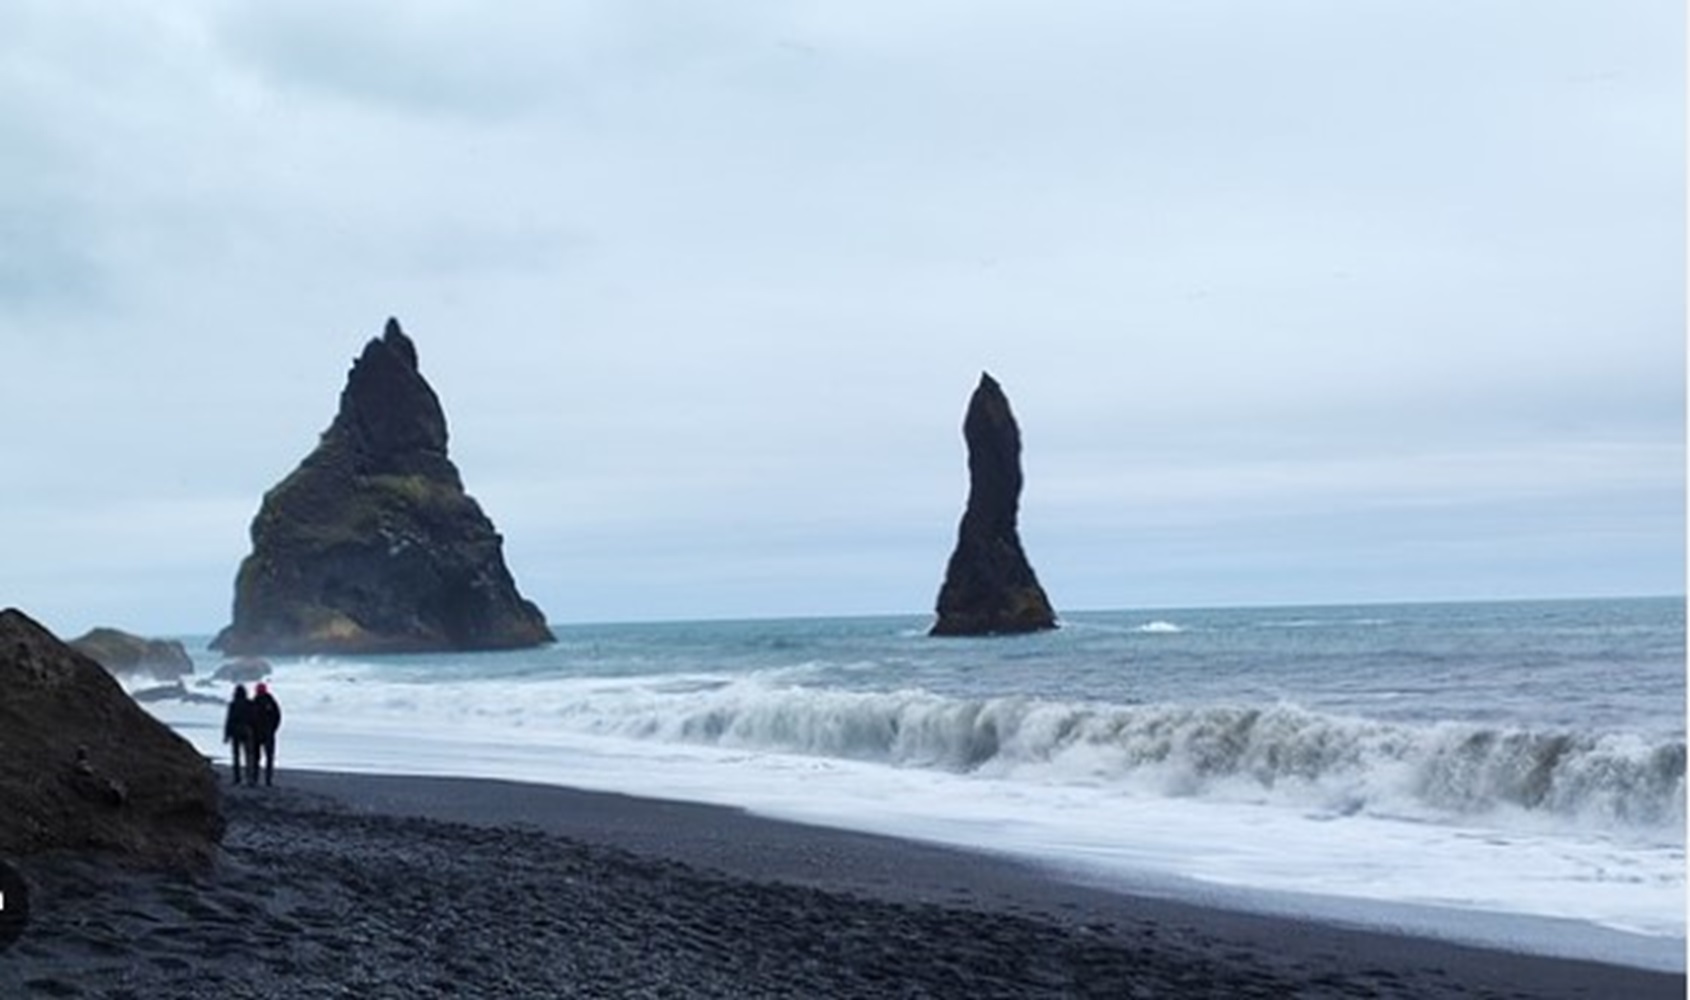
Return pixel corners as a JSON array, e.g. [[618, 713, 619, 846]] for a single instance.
[[142, 596, 1685, 970]]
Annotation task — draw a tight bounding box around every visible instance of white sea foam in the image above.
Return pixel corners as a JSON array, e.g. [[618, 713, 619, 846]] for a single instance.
[[197, 664, 1683, 837], [1053, 619, 1186, 636]]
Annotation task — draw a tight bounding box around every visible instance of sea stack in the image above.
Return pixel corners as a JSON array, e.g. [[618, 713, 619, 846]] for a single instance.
[[930, 373, 1057, 637], [212, 319, 554, 655], [0, 609, 223, 867]]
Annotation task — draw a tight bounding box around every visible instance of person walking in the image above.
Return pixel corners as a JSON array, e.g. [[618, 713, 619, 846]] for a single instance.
[[222, 685, 254, 785], [249, 682, 283, 787]]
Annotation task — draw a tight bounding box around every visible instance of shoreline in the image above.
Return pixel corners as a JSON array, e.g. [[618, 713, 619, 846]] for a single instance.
[[275, 768, 1686, 967], [3, 768, 1681, 998]]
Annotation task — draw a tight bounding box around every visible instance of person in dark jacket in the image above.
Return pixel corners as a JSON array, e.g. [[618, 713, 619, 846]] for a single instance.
[[249, 682, 283, 787], [223, 685, 253, 785]]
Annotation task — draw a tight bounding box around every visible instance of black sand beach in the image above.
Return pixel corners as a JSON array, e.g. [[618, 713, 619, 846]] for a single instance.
[[1, 769, 1680, 999]]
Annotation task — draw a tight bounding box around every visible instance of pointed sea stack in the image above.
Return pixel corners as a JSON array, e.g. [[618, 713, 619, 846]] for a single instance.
[[212, 319, 554, 655], [930, 373, 1057, 636]]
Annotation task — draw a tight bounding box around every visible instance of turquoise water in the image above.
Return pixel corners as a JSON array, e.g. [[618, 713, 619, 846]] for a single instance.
[[334, 597, 1685, 831], [540, 597, 1684, 734]]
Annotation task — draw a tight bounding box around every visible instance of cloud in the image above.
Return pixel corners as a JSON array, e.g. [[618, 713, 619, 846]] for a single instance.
[[214, 2, 579, 119], [0, 1, 1680, 631]]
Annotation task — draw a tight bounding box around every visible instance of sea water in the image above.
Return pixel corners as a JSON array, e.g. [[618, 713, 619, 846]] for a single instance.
[[142, 597, 1686, 970]]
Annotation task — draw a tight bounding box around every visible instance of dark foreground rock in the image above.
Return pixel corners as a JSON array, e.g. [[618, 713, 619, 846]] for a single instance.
[[68, 626, 194, 681], [931, 373, 1057, 636], [212, 318, 554, 655], [0, 609, 222, 868]]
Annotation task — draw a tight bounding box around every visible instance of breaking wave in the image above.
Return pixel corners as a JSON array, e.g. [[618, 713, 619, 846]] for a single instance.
[[377, 675, 1684, 836]]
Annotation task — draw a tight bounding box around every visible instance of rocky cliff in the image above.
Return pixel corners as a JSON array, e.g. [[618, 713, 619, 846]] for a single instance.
[[212, 319, 554, 655], [930, 373, 1057, 636], [0, 609, 223, 867]]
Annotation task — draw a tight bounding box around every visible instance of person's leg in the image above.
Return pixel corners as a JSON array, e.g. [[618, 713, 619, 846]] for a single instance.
[[263, 735, 276, 786], [245, 738, 260, 785], [230, 741, 243, 784]]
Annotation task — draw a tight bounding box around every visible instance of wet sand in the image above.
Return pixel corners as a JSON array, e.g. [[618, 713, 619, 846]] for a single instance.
[[0, 768, 1680, 998]]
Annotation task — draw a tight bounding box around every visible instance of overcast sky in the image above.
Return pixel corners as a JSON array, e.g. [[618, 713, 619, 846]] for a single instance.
[[1, 2, 1682, 636]]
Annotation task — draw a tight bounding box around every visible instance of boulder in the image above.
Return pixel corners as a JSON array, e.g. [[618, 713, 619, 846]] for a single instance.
[[0, 609, 223, 867], [211, 318, 555, 655], [211, 658, 272, 684], [930, 373, 1057, 636], [68, 627, 194, 681], [130, 681, 227, 707]]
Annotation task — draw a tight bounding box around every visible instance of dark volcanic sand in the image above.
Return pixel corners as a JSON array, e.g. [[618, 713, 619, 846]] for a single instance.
[[0, 770, 1680, 998]]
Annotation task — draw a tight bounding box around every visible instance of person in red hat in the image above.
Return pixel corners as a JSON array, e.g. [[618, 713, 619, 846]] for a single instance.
[[249, 682, 283, 787]]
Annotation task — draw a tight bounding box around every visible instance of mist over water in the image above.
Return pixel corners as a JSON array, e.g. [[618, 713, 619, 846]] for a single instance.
[[146, 597, 1685, 969]]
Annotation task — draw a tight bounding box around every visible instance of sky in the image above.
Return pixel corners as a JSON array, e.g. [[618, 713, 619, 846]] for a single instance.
[[0, 1, 1683, 636]]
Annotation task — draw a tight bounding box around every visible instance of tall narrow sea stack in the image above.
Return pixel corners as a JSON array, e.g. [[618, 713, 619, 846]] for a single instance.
[[930, 373, 1057, 636], [212, 319, 554, 655]]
